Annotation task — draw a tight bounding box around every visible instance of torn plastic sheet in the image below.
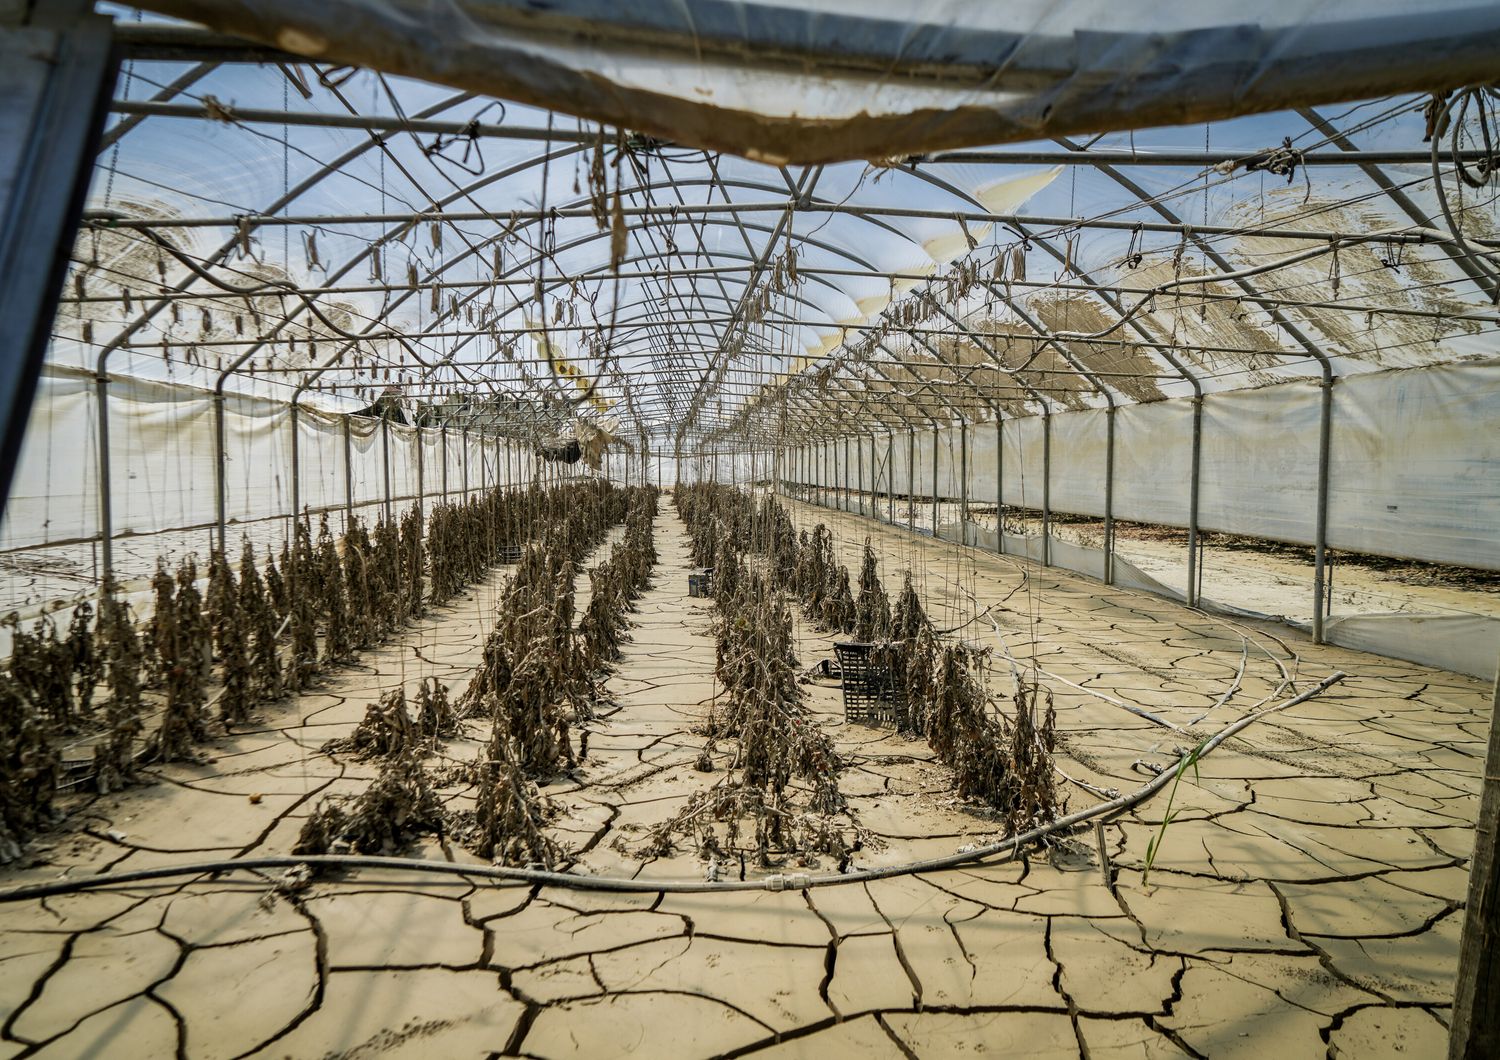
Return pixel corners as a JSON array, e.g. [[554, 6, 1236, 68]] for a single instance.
[[130, 0, 1500, 164]]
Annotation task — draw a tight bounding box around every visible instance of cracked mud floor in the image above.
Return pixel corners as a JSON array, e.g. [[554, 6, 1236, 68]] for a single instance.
[[0, 500, 1487, 1058]]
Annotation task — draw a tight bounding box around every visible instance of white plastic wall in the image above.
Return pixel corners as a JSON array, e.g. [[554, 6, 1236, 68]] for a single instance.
[[1, 365, 542, 558], [790, 360, 1500, 571]]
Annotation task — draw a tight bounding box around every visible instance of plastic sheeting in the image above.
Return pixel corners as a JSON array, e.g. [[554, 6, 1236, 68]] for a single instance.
[[132, 1, 1500, 165], [931, 518, 1497, 681], [1, 366, 543, 554], [790, 359, 1500, 571]]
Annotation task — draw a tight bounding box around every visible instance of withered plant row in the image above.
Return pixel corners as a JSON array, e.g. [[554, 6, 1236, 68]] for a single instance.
[[296, 483, 663, 868], [461, 486, 659, 867], [0, 480, 583, 863], [648, 485, 860, 872], [676, 483, 1063, 839]]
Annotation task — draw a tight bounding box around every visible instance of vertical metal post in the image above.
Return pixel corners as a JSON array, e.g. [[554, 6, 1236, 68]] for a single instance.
[[833, 438, 839, 509], [381, 415, 393, 521], [995, 415, 1005, 555], [842, 434, 850, 513], [1104, 405, 1117, 584], [439, 426, 448, 502], [461, 427, 469, 497], [1042, 412, 1052, 567], [907, 429, 916, 533], [924, 425, 936, 539], [415, 421, 425, 519], [343, 415, 354, 527], [827, 438, 833, 508], [213, 393, 226, 557], [289, 399, 301, 530], [959, 419, 969, 544], [1186, 396, 1203, 607], [858, 434, 870, 518], [97, 373, 113, 579], [1312, 374, 1334, 643], [887, 432, 895, 525]]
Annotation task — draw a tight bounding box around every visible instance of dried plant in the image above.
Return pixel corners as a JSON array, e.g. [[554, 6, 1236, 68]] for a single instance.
[[239, 539, 283, 705], [466, 737, 563, 868], [294, 755, 445, 856], [7, 614, 74, 730], [820, 566, 857, 635], [370, 515, 402, 636], [398, 506, 425, 620], [175, 558, 211, 695], [316, 515, 353, 663], [264, 551, 287, 616], [148, 559, 209, 761], [342, 515, 378, 650], [93, 581, 143, 793], [414, 677, 458, 742], [654, 486, 860, 868], [0, 673, 59, 862], [288, 521, 320, 688], [208, 549, 251, 724], [323, 686, 419, 760], [854, 539, 891, 641], [66, 600, 100, 717]]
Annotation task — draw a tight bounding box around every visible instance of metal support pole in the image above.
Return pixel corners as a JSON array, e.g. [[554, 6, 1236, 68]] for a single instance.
[[461, 427, 469, 497], [930, 425, 939, 537], [212, 393, 226, 557], [415, 422, 424, 519], [1104, 405, 1117, 585], [907, 429, 916, 533], [959, 420, 969, 544], [96, 373, 114, 579], [1042, 413, 1052, 567], [827, 439, 834, 508], [887, 432, 896, 525], [343, 415, 354, 528], [1186, 396, 1203, 607], [996, 415, 1005, 555], [289, 400, 301, 530], [381, 415, 393, 522], [440, 426, 448, 502], [1312, 374, 1334, 643], [858, 434, 870, 518], [842, 434, 851, 513]]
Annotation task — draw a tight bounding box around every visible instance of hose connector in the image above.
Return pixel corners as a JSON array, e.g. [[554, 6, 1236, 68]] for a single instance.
[[763, 872, 812, 892]]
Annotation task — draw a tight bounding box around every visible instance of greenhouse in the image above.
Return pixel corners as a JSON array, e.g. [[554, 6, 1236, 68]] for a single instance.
[[0, 1, 1497, 1057]]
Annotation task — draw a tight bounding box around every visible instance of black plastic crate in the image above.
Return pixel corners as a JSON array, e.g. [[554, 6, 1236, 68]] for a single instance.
[[688, 567, 714, 597], [834, 641, 902, 726], [497, 544, 524, 564]]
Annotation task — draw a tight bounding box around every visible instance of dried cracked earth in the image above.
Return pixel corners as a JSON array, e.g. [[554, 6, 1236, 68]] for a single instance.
[[0, 496, 1487, 1058]]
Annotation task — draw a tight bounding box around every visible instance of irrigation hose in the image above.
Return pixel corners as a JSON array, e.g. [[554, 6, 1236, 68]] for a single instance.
[[0, 672, 1346, 904]]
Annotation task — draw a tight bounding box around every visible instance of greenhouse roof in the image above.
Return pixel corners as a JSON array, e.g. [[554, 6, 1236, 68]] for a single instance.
[[53, 2, 1500, 455]]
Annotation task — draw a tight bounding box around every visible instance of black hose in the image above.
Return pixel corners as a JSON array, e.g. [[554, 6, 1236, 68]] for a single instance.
[[0, 673, 1345, 905]]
